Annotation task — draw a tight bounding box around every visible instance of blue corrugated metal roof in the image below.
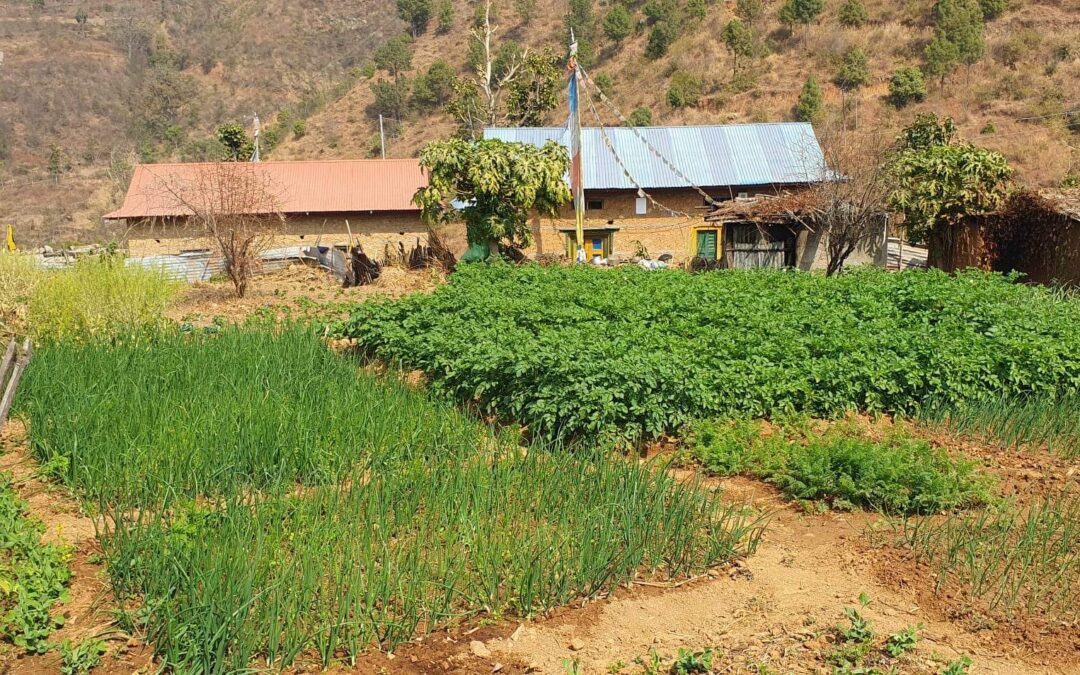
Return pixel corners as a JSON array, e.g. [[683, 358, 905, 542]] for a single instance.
[[483, 123, 826, 190]]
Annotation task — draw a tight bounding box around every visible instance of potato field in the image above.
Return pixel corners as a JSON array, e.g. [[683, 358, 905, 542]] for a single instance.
[[3, 258, 1079, 674]]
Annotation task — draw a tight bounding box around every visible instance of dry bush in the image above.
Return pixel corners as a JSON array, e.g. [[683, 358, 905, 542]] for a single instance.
[[160, 164, 284, 298]]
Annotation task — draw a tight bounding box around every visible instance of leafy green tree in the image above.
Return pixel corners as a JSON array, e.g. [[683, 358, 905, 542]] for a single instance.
[[603, 4, 634, 43], [645, 22, 678, 58], [890, 137, 1013, 244], [436, 0, 454, 33], [667, 71, 702, 108], [978, 0, 1009, 20], [795, 76, 823, 123], [370, 78, 412, 122], [411, 59, 455, 109], [627, 106, 653, 126], [835, 48, 870, 90], [415, 138, 571, 251], [736, 0, 765, 28], [924, 33, 960, 89], [887, 67, 927, 107], [721, 19, 754, 74], [594, 73, 615, 97], [397, 0, 432, 37], [779, 0, 824, 30], [374, 35, 414, 80], [216, 122, 254, 161], [47, 145, 71, 182], [446, 78, 485, 138], [931, 0, 985, 70], [513, 0, 537, 23], [896, 113, 956, 151], [75, 7, 88, 33], [686, 0, 708, 23], [838, 0, 868, 27], [505, 51, 562, 126], [132, 64, 197, 140], [566, 0, 597, 64]]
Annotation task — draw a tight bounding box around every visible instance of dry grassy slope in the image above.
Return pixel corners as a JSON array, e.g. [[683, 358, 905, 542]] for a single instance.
[[281, 0, 1079, 186], [0, 0, 401, 247]]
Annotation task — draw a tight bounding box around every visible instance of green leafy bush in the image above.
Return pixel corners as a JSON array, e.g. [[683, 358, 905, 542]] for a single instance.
[[888, 66, 927, 107], [0, 473, 72, 654], [667, 71, 703, 107], [27, 256, 180, 343], [59, 638, 107, 675], [689, 418, 989, 513], [336, 264, 1080, 443]]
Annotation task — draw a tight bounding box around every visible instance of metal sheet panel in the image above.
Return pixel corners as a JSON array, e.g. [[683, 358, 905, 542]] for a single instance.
[[484, 123, 826, 190]]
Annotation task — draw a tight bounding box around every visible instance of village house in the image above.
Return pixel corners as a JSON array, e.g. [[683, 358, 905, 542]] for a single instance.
[[105, 159, 429, 260], [484, 123, 882, 269]]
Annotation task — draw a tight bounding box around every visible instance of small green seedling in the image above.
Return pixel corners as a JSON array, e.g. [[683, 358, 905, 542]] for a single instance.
[[840, 607, 875, 643], [885, 624, 921, 657], [59, 638, 107, 675], [634, 648, 664, 675], [562, 658, 582, 675], [606, 659, 628, 673], [672, 647, 715, 674], [940, 656, 973, 675]]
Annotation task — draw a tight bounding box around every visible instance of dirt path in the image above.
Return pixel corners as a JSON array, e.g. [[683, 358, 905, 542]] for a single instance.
[[480, 479, 1076, 674], [0, 421, 152, 674]]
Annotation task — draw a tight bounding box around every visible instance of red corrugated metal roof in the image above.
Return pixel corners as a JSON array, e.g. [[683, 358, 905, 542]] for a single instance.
[[104, 159, 426, 219]]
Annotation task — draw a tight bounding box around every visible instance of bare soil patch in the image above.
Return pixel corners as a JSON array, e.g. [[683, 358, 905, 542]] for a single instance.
[[165, 263, 443, 327]]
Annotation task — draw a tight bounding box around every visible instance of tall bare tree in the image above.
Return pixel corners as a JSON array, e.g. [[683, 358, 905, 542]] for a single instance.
[[161, 163, 283, 297], [473, 0, 526, 126], [807, 127, 893, 276]]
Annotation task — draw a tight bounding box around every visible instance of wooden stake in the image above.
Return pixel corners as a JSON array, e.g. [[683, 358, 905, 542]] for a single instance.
[[0, 338, 31, 428], [0, 339, 15, 390]]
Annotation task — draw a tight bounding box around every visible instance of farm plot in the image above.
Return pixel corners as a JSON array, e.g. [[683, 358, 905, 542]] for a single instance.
[[15, 327, 764, 672], [336, 264, 1080, 443]]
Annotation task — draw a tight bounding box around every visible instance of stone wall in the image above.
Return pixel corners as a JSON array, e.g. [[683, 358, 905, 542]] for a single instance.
[[124, 211, 428, 263]]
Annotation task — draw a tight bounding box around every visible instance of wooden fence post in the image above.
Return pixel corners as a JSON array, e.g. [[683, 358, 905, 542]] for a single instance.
[[0, 338, 31, 428]]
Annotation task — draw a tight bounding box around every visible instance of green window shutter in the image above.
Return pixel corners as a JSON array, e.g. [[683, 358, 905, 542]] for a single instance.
[[697, 230, 718, 261]]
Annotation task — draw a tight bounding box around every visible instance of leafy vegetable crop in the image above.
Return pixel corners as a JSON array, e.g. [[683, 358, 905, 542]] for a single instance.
[[336, 264, 1080, 442], [688, 417, 989, 514]]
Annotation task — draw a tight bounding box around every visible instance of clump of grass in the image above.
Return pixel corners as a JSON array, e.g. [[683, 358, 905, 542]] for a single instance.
[[918, 395, 1080, 459], [0, 253, 41, 337], [21, 327, 766, 671], [688, 417, 990, 514], [27, 255, 180, 342], [897, 489, 1080, 622], [0, 472, 73, 655]]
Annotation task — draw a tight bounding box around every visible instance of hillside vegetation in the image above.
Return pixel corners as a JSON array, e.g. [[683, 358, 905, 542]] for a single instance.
[[4, 0, 1078, 248], [281, 0, 1078, 185]]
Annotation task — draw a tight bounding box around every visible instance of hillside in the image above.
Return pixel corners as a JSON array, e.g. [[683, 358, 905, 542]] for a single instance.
[[0, 0, 401, 247], [5, 0, 1079, 248], [280, 0, 1079, 185]]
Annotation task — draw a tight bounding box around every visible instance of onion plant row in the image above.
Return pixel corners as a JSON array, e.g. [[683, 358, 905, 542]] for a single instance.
[[17, 327, 487, 507], [335, 264, 1080, 442], [16, 327, 765, 672], [896, 489, 1080, 623], [918, 395, 1080, 459]]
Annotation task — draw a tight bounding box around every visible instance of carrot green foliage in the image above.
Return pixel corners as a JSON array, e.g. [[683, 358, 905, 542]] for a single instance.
[[335, 264, 1080, 443], [688, 417, 989, 514]]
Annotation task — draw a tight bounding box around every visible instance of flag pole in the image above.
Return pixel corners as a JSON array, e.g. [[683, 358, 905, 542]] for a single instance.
[[567, 29, 586, 263]]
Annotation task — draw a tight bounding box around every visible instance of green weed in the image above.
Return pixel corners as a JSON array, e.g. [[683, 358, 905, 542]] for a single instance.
[[940, 656, 973, 674], [59, 637, 107, 675], [688, 418, 989, 514], [884, 624, 920, 657], [0, 473, 72, 654], [919, 395, 1080, 459], [671, 647, 715, 674]]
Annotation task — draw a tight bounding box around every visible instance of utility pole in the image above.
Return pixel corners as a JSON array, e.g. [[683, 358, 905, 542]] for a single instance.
[[251, 114, 261, 162], [567, 29, 585, 263], [379, 115, 386, 159]]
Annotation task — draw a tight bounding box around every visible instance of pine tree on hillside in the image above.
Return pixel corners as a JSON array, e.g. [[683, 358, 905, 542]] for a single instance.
[[721, 19, 754, 75], [736, 0, 765, 28], [835, 48, 870, 90], [779, 0, 825, 31], [838, 0, 869, 27], [397, 0, 433, 37], [567, 0, 597, 65], [932, 0, 985, 67], [796, 76, 823, 123], [603, 5, 633, 43]]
